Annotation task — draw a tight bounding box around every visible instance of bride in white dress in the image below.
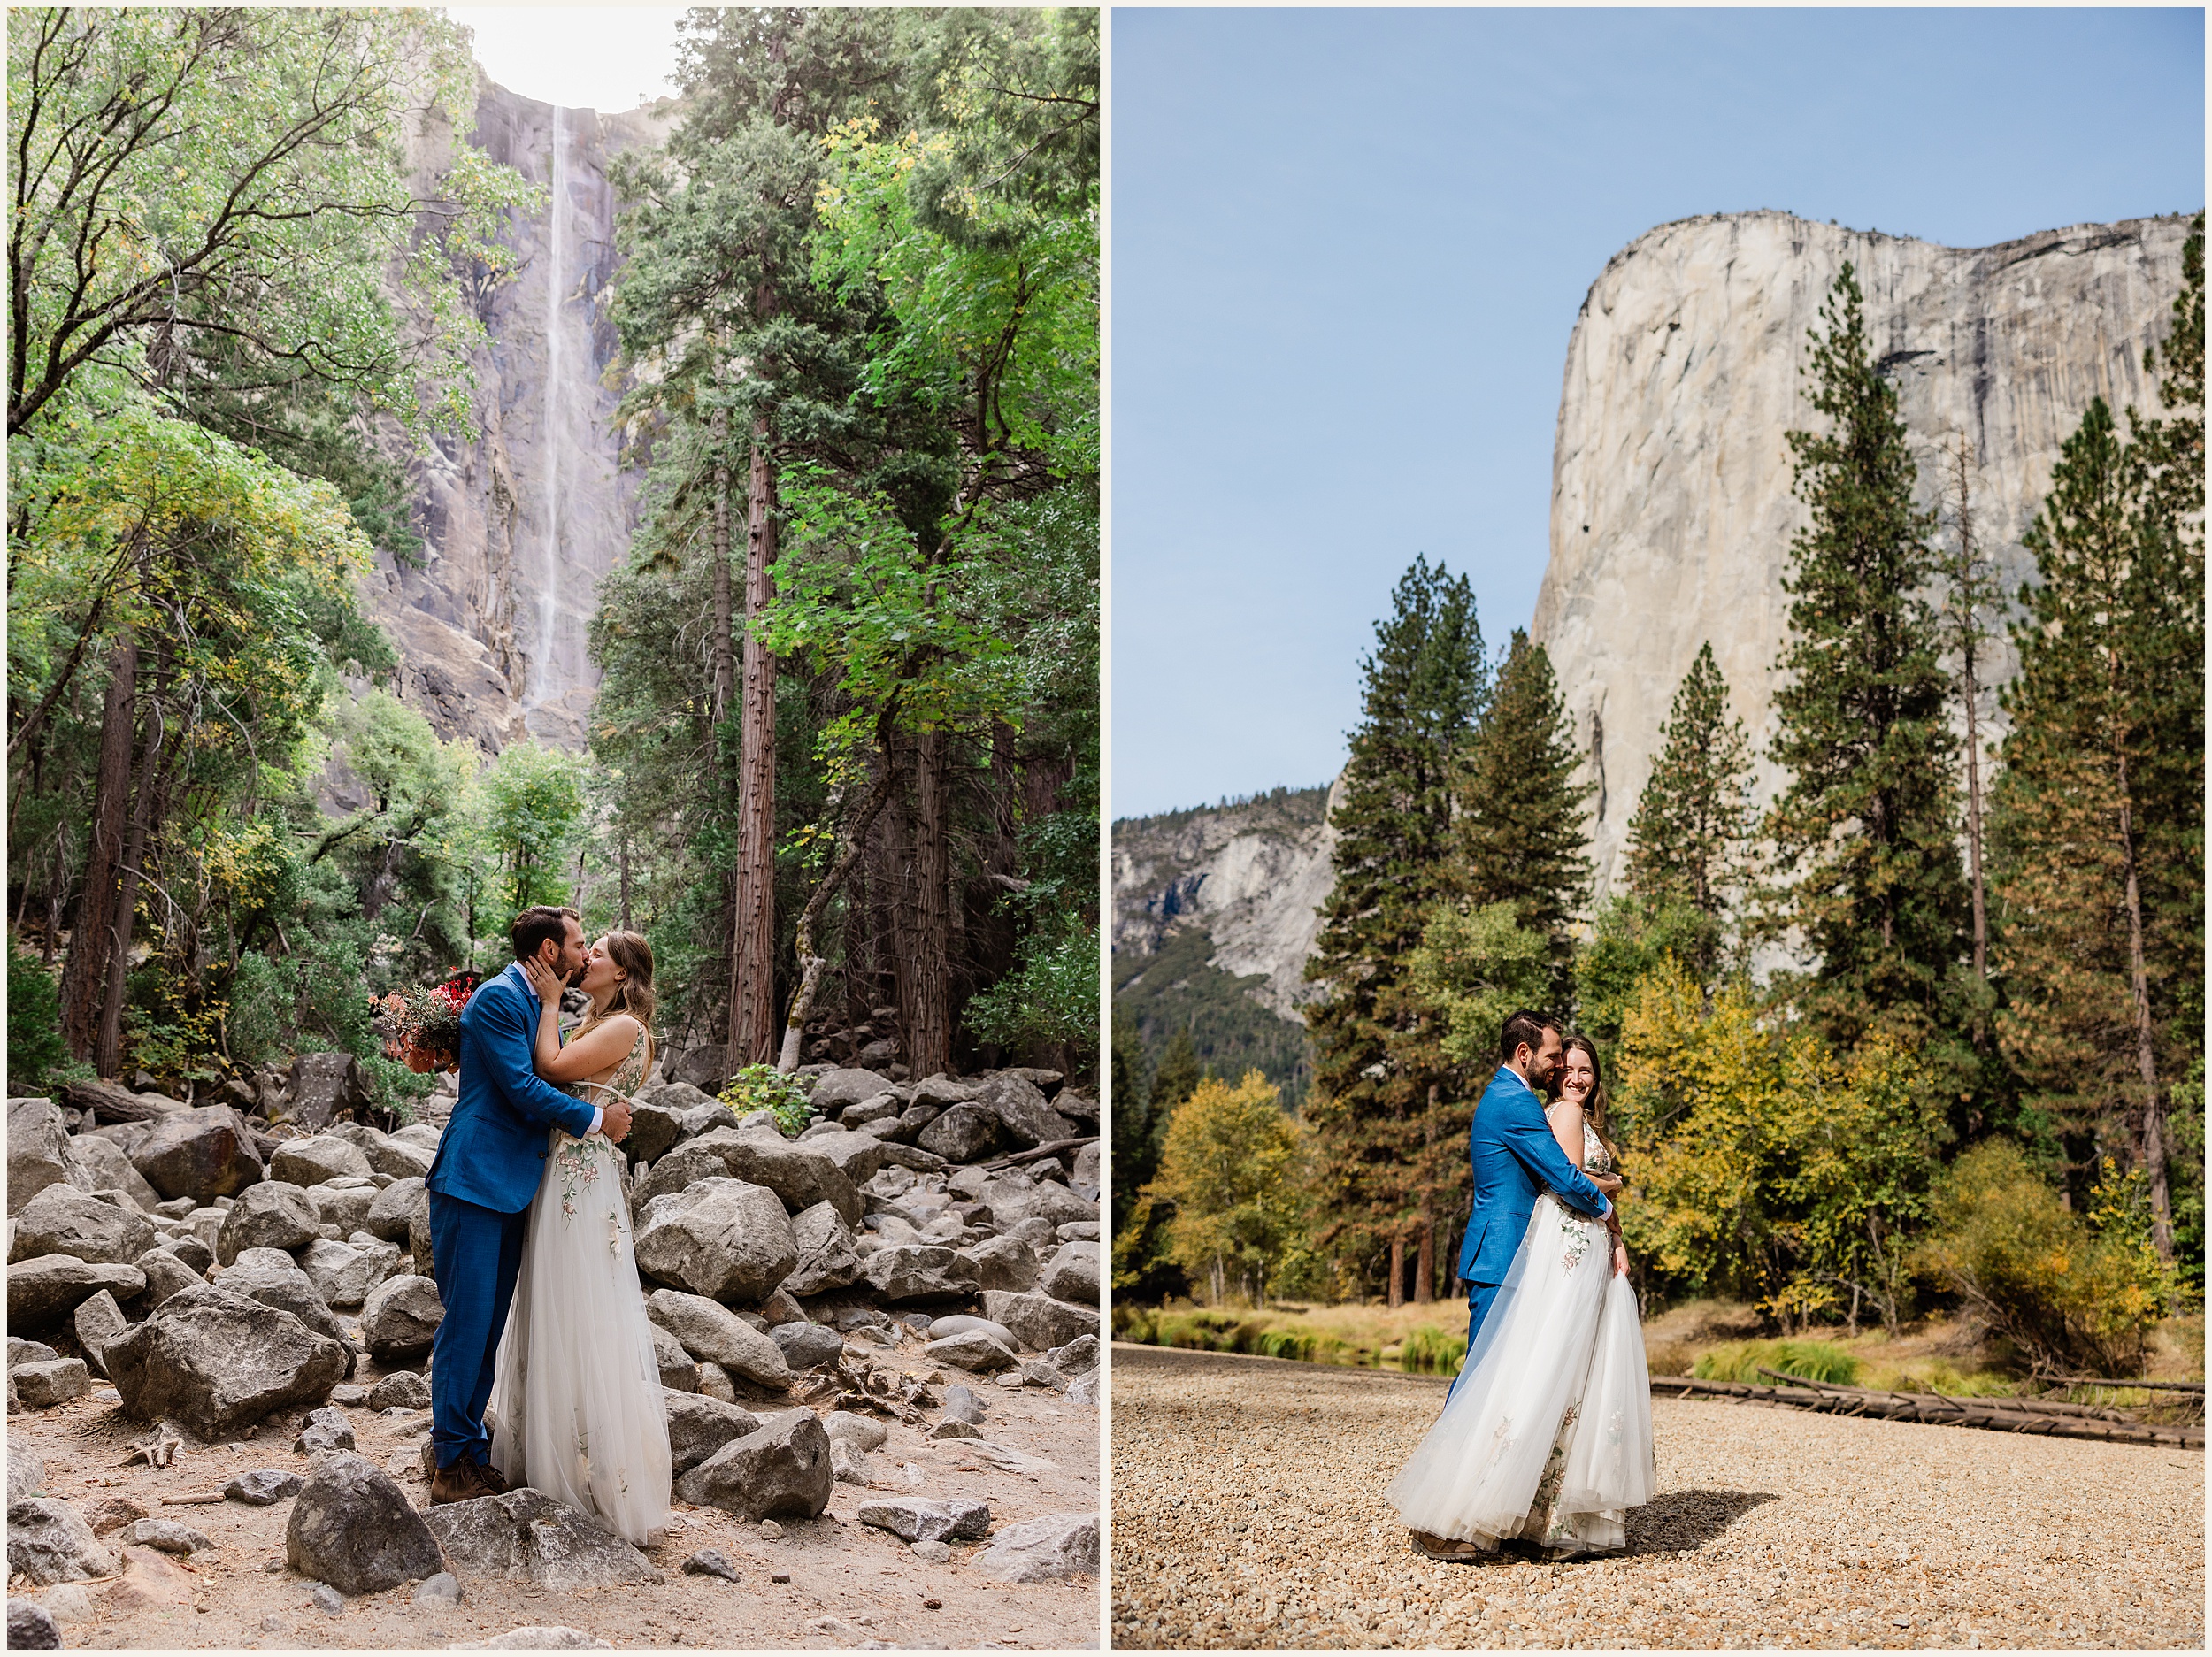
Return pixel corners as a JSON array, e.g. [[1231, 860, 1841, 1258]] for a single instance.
[[1387, 1034, 1655, 1557], [487, 929, 672, 1546]]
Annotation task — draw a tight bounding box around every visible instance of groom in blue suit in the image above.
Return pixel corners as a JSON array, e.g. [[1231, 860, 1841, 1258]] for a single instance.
[[1455, 1009, 1618, 1365], [424, 904, 634, 1504]]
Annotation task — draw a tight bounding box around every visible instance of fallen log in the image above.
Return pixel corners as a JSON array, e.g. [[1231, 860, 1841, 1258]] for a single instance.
[[1650, 1373, 2203, 1450], [1752, 1367, 2141, 1423], [974, 1136, 1099, 1173]]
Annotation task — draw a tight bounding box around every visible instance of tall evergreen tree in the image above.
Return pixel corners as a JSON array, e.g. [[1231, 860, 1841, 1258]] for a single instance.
[[1623, 641, 1755, 925], [1990, 219, 2203, 1259], [1451, 629, 1592, 976], [1761, 264, 1967, 1055], [1304, 558, 1486, 1302]]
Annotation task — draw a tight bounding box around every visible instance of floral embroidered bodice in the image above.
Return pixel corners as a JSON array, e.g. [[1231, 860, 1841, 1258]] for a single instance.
[[547, 1018, 648, 1244], [1581, 1120, 1611, 1177]]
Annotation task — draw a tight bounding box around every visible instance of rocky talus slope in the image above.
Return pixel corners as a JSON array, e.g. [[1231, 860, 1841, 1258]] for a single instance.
[[1535, 209, 2195, 899], [5, 1055, 1100, 1648]]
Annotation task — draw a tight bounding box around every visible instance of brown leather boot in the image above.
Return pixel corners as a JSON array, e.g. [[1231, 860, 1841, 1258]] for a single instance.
[[429, 1460, 484, 1505], [471, 1460, 511, 1497]]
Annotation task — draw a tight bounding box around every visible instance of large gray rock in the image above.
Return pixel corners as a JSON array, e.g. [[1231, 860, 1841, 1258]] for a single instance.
[[127, 1105, 264, 1203], [672, 1408, 833, 1522], [1535, 211, 2195, 901], [133, 1246, 204, 1309], [916, 1104, 1002, 1163], [650, 1323, 697, 1392], [285, 1453, 442, 1593], [360, 1272, 443, 1359], [668, 1044, 730, 1094], [298, 1238, 381, 1308], [783, 1200, 863, 1295], [307, 1180, 380, 1237], [856, 1496, 991, 1543], [421, 1488, 663, 1587], [1039, 1241, 1101, 1307], [662, 1389, 762, 1476], [633, 1178, 796, 1302], [645, 1289, 791, 1390], [7, 1498, 119, 1584], [7, 1599, 60, 1648], [981, 1289, 1099, 1352], [626, 1100, 685, 1166], [838, 1092, 902, 1128], [976, 1511, 1099, 1581], [12, 1358, 91, 1408], [956, 1233, 1039, 1293], [690, 1131, 864, 1227], [976, 1168, 1097, 1230], [363, 1176, 423, 1244], [7, 1255, 145, 1329], [1071, 1140, 1102, 1201], [214, 1179, 319, 1264], [770, 1321, 844, 1370], [629, 1139, 734, 1205], [791, 1128, 887, 1186], [7, 1100, 75, 1216], [103, 1281, 346, 1438], [65, 1132, 164, 1211], [807, 1068, 899, 1112], [72, 1289, 129, 1377], [8, 1183, 157, 1266], [8, 1339, 59, 1372], [863, 1244, 978, 1303], [361, 1135, 434, 1180], [908, 1073, 982, 1109], [158, 1230, 215, 1272], [284, 1053, 368, 1132], [365, 1369, 430, 1411], [407, 1183, 434, 1276], [217, 1248, 356, 1359], [925, 1330, 1018, 1373], [269, 1136, 374, 1187], [975, 1072, 1076, 1149]]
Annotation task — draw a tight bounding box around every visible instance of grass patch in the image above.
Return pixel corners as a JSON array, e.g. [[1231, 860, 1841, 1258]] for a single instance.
[[1397, 1324, 1468, 1375], [1691, 1339, 1863, 1386]]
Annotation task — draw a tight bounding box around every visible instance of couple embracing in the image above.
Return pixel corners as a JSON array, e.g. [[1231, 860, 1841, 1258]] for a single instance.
[[1388, 1009, 1657, 1560], [421, 904, 672, 1545]]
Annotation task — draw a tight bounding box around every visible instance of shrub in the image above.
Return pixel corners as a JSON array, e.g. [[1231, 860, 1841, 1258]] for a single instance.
[[1692, 1339, 1863, 1386], [1148, 1070, 1308, 1307], [718, 1064, 813, 1137], [1911, 1141, 2178, 1377], [1397, 1324, 1468, 1375], [7, 939, 71, 1095]]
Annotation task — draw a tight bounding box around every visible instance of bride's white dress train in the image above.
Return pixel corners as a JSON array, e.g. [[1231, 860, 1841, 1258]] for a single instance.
[[487, 1027, 672, 1546], [1387, 1124, 1655, 1554]]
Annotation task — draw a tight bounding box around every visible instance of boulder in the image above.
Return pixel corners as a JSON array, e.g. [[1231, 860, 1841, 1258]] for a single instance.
[[12, 1358, 91, 1408], [782, 1201, 864, 1296], [1070, 1139, 1102, 1202], [694, 1361, 736, 1402], [645, 1289, 792, 1390], [1056, 1087, 1100, 1124], [388, 1123, 442, 1153], [119, 1517, 214, 1554], [650, 1324, 697, 1392], [82, 1494, 147, 1535], [632, 1178, 796, 1303], [662, 1389, 762, 1476], [214, 1180, 319, 1264], [925, 1330, 1018, 1373], [360, 1272, 444, 1359], [133, 1246, 204, 1309], [916, 1104, 1002, 1163], [158, 1230, 215, 1273], [909, 1073, 983, 1109], [871, 1140, 949, 1175], [7, 1599, 60, 1649], [974, 1071, 1075, 1149], [126, 1106, 264, 1203], [956, 1234, 1039, 1293], [421, 1487, 662, 1588], [792, 1129, 887, 1186], [770, 1321, 844, 1370], [216, 1248, 356, 1359], [856, 1496, 991, 1544], [284, 1053, 368, 1131], [928, 1314, 1018, 1346], [307, 1181, 380, 1237], [224, 1469, 304, 1506], [8, 1183, 157, 1266], [980, 1290, 1099, 1353], [65, 1133, 165, 1212], [6, 1100, 75, 1216], [72, 1289, 128, 1377], [7, 1256, 146, 1329], [689, 1132, 864, 1227], [407, 1184, 434, 1276], [681, 1547, 740, 1582], [284, 1453, 442, 1593], [363, 1177, 423, 1244], [269, 1136, 374, 1187], [295, 1403, 355, 1454], [893, 1102, 942, 1139], [629, 1139, 733, 1206], [839, 1093, 902, 1128], [366, 1369, 430, 1411], [1039, 1241, 1102, 1307], [672, 1408, 833, 1522], [1046, 1333, 1100, 1377], [103, 1282, 346, 1438], [820, 1413, 888, 1452], [626, 1101, 685, 1166], [1000, 1067, 1064, 1094], [8, 1339, 59, 1371], [298, 1239, 380, 1308], [806, 1068, 900, 1113], [976, 1168, 1097, 1230], [976, 1511, 1099, 1582], [361, 1136, 434, 1180], [668, 1044, 731, 1094], [862, 1245, 979, 1303], [6, 1498, 119, 1584]]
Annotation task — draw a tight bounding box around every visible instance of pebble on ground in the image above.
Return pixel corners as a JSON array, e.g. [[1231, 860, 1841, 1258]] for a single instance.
[[1110, 1344, 2205, 1651]]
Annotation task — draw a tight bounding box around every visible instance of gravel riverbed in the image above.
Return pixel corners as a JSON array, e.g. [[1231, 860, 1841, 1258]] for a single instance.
[[1110, 1343, 2204, 1650]]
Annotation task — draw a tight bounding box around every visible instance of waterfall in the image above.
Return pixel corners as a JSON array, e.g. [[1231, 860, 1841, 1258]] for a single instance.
[[527, 106, 566, 710]]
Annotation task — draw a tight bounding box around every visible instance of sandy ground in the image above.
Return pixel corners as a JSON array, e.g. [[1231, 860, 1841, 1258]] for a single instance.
[[1109, 1343, 2205, 1650], [7, 1334, 1101, 1650]]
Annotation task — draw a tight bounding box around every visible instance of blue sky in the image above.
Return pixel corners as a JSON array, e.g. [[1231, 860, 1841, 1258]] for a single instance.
[[1110, 6, 2207, 819]]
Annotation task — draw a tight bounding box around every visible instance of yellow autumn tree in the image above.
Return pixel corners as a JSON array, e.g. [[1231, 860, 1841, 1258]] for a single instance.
[[1148, 1070, 1308, 1307]]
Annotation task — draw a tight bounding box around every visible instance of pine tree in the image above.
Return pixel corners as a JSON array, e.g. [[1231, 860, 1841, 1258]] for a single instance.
[[1991, 219, 2203, 1259], [1761, 264, 1967, 1055], [1147, 1028, 1202, 1144], [1110, 1009, 1154, 1235], [1451, 629, 1592, 978], [1623, 641, 1755, 926], [1304, 557, 1486, 1302]]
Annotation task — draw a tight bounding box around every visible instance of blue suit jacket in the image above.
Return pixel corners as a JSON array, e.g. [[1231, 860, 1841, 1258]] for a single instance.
[[426, 963, 597, 1213], [1456, 1065, 1613, 1288]]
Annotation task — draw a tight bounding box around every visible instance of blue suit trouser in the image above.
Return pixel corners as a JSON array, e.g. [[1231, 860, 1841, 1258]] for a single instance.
[[427, 1190, 530, 1469], [1448, 1280, 1506, 1400]]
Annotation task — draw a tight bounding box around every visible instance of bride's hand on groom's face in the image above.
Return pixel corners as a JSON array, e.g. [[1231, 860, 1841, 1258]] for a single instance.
[[522, 956, 565, 1005]]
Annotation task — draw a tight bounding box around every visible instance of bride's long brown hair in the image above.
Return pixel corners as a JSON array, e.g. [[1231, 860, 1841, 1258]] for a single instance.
[[1557, 1032, 1622, 1170], [579, 930, 657, 1075]]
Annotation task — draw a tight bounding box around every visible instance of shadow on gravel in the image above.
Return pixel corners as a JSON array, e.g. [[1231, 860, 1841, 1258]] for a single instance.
[[1623, 1486, 1778, 1556]]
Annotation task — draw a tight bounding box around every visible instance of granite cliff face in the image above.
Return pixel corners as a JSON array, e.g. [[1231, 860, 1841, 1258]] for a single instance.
[[363, 79, 679, 753], [1533, 210, 2194, 900]]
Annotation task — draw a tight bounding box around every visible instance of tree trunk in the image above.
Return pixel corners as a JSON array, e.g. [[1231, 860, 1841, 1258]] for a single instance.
[[728, 410, 779, 1067], [60, 640, 136, 1064], [97, 656, 168, 1076], [777, 740, 896, 1072], [1387, 1231, 1406, 1310], [618, 830, 633, 932], [901, 727, 953, 1077], [2115, 745, 2172, 1258]]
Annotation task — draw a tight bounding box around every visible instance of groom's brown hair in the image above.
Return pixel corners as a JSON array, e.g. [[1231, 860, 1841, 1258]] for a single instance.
[[1498, 1009, 1556, 1062], [511, 905, 581, 963]]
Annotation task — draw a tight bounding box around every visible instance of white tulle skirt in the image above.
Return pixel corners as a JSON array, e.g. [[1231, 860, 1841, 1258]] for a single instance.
[[1386, 1195, 1655, 1554], [488, 1128, 672, 1546]]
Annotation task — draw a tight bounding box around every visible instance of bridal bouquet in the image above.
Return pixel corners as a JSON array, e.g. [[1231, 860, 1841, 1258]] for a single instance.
[[373, 973, 480, 1073]]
